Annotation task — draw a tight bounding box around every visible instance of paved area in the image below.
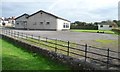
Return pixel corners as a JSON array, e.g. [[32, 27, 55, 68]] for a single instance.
[[2, 28, 119, 51], [8, 29, 118, 43]]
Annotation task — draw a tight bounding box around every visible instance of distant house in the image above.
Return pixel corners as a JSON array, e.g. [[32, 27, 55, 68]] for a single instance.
[[15, 10, 71, 31], [0, 18, 3, 26], [98, 21, 118, 30], [0, 17, 15, 27]]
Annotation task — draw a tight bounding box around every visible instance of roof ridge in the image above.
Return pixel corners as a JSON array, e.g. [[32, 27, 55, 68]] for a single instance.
[[28, 10, 70, 22]]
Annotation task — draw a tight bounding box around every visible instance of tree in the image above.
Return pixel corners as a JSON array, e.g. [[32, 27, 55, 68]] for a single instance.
[[117, 20, 120, 27], [94, 22, 99, 26], [113, 20, 117, 24]]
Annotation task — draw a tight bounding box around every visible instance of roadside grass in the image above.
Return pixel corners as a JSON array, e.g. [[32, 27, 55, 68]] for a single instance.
[[1, 39, 70, 70], [94, 39, 118, 50], [70, 29, 115, 34], [95, 39, 116, 44]]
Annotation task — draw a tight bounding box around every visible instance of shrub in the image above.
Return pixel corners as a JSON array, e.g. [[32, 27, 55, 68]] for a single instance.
[[70, 26, 98, 30], [112, 29, 120, 35]]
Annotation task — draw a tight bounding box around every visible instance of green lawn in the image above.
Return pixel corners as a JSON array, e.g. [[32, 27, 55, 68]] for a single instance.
[[70, 29, 115, 34], [1, 39, 70, 70], [95, 39, 116, 44]]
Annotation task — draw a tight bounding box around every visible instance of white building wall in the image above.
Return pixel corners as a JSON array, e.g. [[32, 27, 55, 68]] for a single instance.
[[15, 15, 28, 28], [0, 20, 3, 26], [98, 25, 112, 30], [57, 19, 70, 31], [27, 12, 57, 30]]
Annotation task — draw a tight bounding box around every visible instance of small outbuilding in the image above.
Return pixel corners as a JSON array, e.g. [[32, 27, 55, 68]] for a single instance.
[[15, 10, 71, 31], [98, 20, 118, 30]]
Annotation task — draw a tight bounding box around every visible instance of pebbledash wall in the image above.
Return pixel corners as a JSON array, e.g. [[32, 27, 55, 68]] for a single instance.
[[15, 10, 71, 31], [15, 14, 28, 29]]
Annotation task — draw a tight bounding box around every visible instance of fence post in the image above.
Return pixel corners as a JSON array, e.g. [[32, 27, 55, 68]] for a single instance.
[[8, 30, 10, 36], [67, 41, 70, 56], [9, 30, 10, 36], [6, 30, 7, 35], [46, 37, 48, 42], [5, 30, 7, 35], [11, 30, 12, 37], [107, 48, 110, 69], [55, 39, 57, 53], [18, 32, 19, 38], [32, 35, 33, 39], [38, 36, 40, 45], [38, 36, 40, 42], [25, 33, 27, 39], [10, 30, 11, 37], [14, 31, 15, 38], [85, 44, 87, 62], [21, 33, 23, 39]]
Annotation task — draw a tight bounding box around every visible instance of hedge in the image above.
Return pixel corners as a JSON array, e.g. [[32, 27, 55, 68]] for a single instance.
[[70, 26, 98, 30]]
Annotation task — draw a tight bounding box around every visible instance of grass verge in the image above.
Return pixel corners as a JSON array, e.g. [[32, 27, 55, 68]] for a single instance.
[[1, 38, 70, 70], [70, 29, 115, 34]]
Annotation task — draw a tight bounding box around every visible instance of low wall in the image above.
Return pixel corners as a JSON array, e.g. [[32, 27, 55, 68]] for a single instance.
[[1, 34, 102, 70]]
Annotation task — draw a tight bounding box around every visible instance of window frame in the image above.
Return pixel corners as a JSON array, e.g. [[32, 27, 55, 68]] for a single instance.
[[63, 23, 69, 28], [100, 25, 103, 27], [16, 23, 19, 25], [46, 22, 50, 25], [40, 22, 43, 24], [109, 25, 112, 28]]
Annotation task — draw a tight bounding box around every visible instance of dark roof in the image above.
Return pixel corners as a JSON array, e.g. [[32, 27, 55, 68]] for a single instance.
[[28, 10, 70, 22], [15, 13, 29, 20]]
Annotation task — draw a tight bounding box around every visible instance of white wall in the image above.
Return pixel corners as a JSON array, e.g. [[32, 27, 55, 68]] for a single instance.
[[0, 20, 14, 27], [15, 15, 28, 28], [27, 12, 57, 30], [98, 25, 112, 30], [57, 19, 70, 31], [0, 20, 3, 26]]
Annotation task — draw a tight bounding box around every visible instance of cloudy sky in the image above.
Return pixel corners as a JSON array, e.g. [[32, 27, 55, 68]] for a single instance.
[[0, 0, 120, 22]]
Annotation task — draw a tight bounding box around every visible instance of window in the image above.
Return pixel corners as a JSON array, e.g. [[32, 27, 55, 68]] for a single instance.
[[100, 25, 103, 27], [66, 23, 69, 28], [46, 22, 50, 25], [40, 22, 43, 24], [63, 24, 66, 28], [12, 21, 14, 24], [63, 23, 69, 28], [109, 25, 112, 28], [17, 23, 19, 25]]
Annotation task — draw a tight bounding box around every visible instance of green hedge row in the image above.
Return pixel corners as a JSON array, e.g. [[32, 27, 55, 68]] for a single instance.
[[70, 26, 98, 30]]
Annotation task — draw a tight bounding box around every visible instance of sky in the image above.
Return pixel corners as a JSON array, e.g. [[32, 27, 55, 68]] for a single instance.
[[0, 0, 120, 22]]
